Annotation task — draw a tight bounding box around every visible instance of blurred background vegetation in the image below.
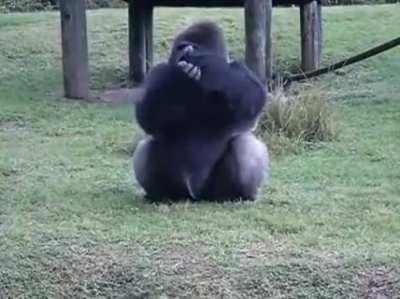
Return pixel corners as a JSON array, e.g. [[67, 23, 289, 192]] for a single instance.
[[0, 0, 399, 13], [0, 0, 126, 12]]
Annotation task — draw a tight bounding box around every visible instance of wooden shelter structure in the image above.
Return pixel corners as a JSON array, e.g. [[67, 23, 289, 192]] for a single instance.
[[59, 0, 323, 99]]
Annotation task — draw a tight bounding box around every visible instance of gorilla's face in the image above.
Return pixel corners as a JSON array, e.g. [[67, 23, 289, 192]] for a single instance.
[[169, 41, 197, 64], [169, 22, 228, 65]]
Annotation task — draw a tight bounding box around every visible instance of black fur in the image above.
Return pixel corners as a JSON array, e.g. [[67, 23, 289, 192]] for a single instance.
[[133, 22, 269, 201]]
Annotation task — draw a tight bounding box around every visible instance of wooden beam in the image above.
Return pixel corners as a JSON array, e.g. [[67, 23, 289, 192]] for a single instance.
[[265, 0, 273, 84], [152, 0, 243, 7], [245, 0, 267, 83], [151, 0, 314, 7], [129, 0, 146, 85], [300, 0, 321, 72], [145, 5, 154, 71], [59, 0, 89, 99]]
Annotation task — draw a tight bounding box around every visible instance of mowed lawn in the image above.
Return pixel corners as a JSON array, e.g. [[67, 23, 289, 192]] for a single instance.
[[1, 4, 400, 298]]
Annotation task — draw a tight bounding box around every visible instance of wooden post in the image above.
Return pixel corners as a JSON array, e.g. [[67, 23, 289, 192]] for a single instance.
[[129, 0, 146, 85], [300, 0, 321, 72], [59, 0, 89, 99], [245, 0, 267, 83], [317, 2, 323, 64], [145, 5, 154, 71], [265, 0, 273, 84]]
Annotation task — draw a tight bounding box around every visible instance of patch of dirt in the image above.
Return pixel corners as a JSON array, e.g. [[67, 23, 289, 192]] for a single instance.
[[39, 242, 231, 298], [153, 245, 232, 298], [8, 240, 398, 298], [0, 166, 19, 178], [0, 120, 29, 133], [44, 243, 152, 298], [235, 240, 292, 260], [97, 88, 144, 104], [358, 267, 400, 299], [50, 87, 145, 104]]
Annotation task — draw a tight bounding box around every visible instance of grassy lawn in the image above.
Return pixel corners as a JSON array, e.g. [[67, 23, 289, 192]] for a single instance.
[[1, 4, 400, 298]]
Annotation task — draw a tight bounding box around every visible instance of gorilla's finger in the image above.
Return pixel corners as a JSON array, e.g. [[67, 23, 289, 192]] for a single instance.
[[194, 68, 201, 81], [177, 61, 188, 68], [177, 61, 200, 80], [183, 44, 194, 54], [179, 62, 195, 75], [188, 66, 199, 78], [177, 61, 191, 73], [183, 63, 194, 74]]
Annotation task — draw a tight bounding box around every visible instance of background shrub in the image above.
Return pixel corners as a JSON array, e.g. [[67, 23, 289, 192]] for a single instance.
[[257, 86, 340, 155], [0, 0, 126, 12]]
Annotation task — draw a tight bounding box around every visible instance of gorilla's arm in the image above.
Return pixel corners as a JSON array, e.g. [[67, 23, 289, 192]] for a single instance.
[[186, 54, 268, 133], [135, 63, 202, 135], [136, 55, 268, 135]]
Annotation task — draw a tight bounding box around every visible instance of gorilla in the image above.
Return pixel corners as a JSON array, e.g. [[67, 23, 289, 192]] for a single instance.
[[133, 21, 270, 201]]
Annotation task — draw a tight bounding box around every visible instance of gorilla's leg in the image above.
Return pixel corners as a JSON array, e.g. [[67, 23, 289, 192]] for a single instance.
[[203, 133, 269, 200], [133, 137, 188, 200]]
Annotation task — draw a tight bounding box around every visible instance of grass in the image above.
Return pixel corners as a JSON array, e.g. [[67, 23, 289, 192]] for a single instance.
[[1, 4, 400, 298]]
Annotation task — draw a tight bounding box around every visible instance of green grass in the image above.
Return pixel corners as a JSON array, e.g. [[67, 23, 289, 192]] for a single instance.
[[1, 5, 400, 298]]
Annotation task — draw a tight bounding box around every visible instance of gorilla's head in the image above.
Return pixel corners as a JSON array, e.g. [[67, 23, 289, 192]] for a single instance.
[[169, 22, 228, 64]]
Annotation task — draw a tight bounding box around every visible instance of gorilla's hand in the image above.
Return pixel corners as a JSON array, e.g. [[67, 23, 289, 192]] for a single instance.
[[177, 60, 201, 81]]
